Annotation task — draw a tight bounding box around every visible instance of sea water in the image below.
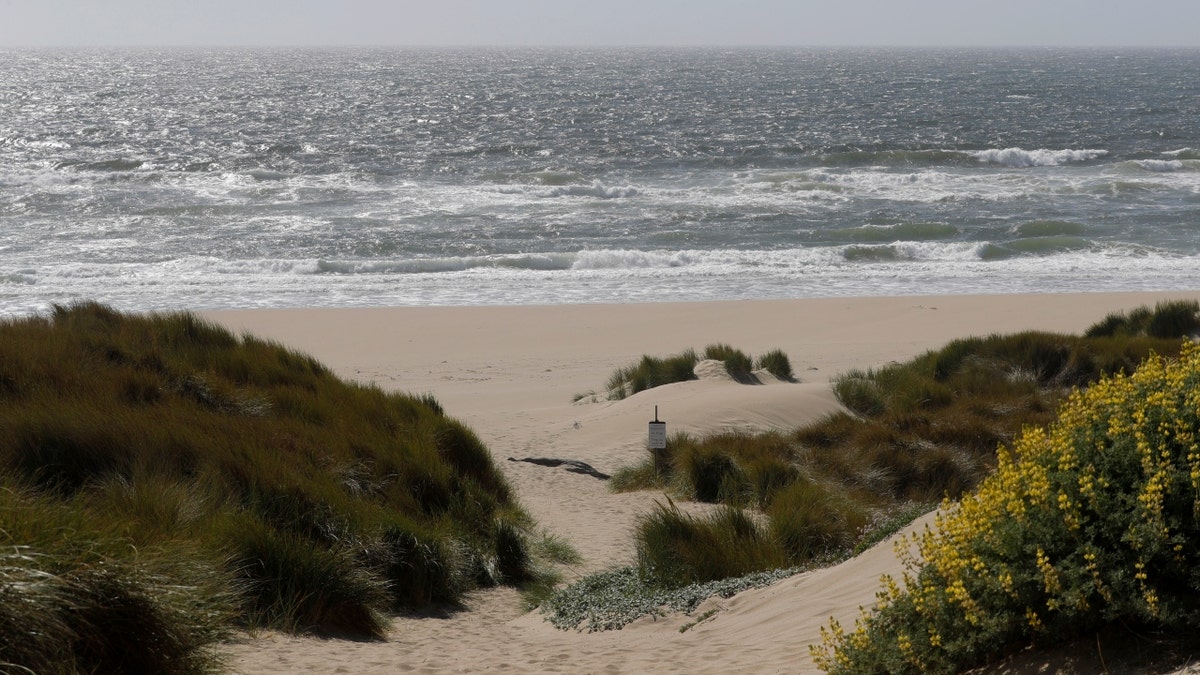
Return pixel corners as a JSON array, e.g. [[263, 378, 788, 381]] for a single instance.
[[2, 47, 1198, 316]]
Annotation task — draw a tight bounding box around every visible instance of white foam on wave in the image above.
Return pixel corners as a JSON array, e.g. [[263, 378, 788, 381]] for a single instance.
[[271, 241, 1163, 285], [841, 241, 993, 263], [570, 249, 707, 269], [534, 182, 639, 199], [7, 244, 1200, 319], [894, 241, 984, 260], [1, 136, 72, 150], [570, 244, 997, 271], [804, 168, 1036, 204], [968, 147, 1109, 167], [492, 180, 639, 200], [1135, 159, 1186, 172], [246, 169, 289, 182], [0, 271, 36, 285]]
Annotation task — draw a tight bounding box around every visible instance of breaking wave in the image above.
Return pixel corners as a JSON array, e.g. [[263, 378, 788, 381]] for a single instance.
[[968, 148, 1109, 167], [314, 253, 577, 275], [495, 182, 639, 199]]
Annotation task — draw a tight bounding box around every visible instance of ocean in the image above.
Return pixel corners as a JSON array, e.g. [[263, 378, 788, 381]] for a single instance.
[[2, 47, 1198, 316]]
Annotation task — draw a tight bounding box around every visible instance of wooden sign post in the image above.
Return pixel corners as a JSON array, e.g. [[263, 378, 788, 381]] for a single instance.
[[648, 405, 667, 475]]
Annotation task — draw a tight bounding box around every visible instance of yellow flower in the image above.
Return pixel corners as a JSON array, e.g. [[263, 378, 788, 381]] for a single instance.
[[1026, 607, 1043, 631]]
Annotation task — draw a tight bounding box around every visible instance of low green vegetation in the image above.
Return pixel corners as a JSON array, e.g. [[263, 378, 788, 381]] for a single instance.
[[700, 343, 755, 382], [636, 500, 789, 586], [603, 344, 796, 400], [622, 325, 1184, 570], [517, 531, 585, 611], [0, 303, 547, 674], [1084, 298, 1200, 339], [754, 348, 796, 381], [546, 301, 1197, 634], [539, 564, 802, 632], [814, 340, 1200, 673], [538, 500, 932, 633], [605, 348, 699, 400], [1, 489, 235, 675]]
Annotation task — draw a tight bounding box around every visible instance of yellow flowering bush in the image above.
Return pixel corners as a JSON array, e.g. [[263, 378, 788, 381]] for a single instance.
[[813, 341, 1200, 674]]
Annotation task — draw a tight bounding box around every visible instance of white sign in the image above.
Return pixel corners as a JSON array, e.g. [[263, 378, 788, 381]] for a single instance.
[[648, 421, 667, 449]]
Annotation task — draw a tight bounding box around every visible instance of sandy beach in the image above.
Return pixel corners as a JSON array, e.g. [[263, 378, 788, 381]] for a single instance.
[[204, 291, 1200, 674]]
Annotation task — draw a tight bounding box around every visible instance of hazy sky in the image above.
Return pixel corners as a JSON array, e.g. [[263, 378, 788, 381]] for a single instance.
[[2, 0, 1198, 48]]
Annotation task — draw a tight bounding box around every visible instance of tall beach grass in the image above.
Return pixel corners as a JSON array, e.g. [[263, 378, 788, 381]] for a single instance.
[[0, 302, 544, 672], [602, 344, 796, 399]]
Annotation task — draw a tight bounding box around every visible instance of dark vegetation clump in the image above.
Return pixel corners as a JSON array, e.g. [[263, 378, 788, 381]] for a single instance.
[[603, 345, 796, 399], [635, 500, 788, 587], [754, 348, 796, 381], [1084, 299, 1200, 339], [701, 343, 754, 383], [605, 348, 699, 399], [0, 302, 541, 673], [558, 303, 1195, 631]]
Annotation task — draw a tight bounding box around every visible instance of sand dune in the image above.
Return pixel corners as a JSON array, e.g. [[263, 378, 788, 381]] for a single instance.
[[207, 291, 1200, 674]]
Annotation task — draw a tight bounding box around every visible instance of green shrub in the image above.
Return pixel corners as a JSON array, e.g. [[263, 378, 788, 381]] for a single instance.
[[755, 348, 796, 381], [602, 345, 797, 398], [1084, 299, 1200, 338], [0, 555, 227, 675], [624, 430, 801, 508], [745, 456, 802, 508], [678, 446, 745, 503], [606, 349, 699, 399], [1147, 299, 1200, 338], [833, 372, 886, 417], [818, 329, 1183, 502], [814, 341, 1200, 674], [223, 516, 391, 639], [609, 456, 664, 492], [1083, 312, 1129, 339], [495, 519, 534, 584], [0, 484, 233, 675], [703, 343, 754, 382], [635, 501, 787, 587], [517, 530, 584, 612], [767, 479, 866, 560]]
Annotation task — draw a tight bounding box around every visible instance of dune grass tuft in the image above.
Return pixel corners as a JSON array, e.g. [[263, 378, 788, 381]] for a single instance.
[[1084, 298, 1200, 339], [518, 530, 584, 611], [701, 343, 754, 383], [754, 348, 796, 381], [636, 500, 787, 587], [605, 349, 699, 399], [0, 302, 548, 669], [601, 345, 797, 399], [0, 484, 235, 675]]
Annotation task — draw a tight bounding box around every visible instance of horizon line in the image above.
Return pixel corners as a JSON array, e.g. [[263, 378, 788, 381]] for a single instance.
[[4, 42, 1199, 50]]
